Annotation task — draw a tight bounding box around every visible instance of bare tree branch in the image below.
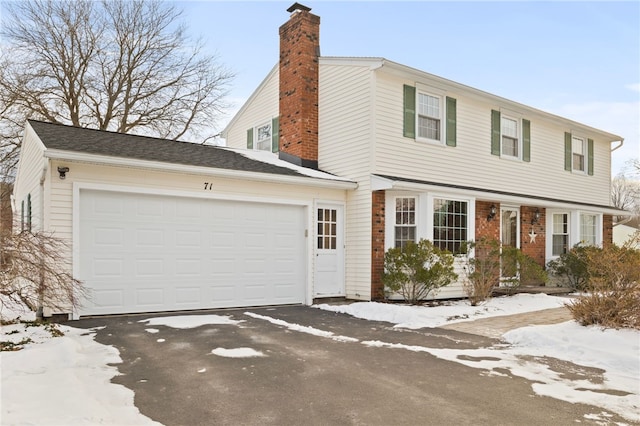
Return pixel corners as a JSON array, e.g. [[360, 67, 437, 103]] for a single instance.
[[0, 0, 234, 182]]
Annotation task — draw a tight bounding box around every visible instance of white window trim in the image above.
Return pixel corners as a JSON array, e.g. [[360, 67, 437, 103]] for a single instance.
[[254, 121, 272, 152], [385, 192, 420, 250], [545, 210, 602, 262], [571, 135, 587, 174], [415, 89, 445, 145], [500, 113, 522, 161], [384, 191, 476, 253], [578, 211, 602, 247]]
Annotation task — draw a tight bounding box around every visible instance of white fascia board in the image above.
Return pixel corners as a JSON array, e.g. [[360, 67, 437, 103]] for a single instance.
[[44, 149, 358, 190], [374, 175, 626, 215], [220, 63, 279, 139]]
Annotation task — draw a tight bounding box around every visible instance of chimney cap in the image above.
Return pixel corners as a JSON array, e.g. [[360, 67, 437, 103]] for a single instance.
[[287, 2, 311, 13]]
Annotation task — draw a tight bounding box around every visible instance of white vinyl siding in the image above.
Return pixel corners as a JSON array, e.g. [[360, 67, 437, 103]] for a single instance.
[[224, 66, 279, 150], [372, 71, 611, 206], [318, 63, 375, 300], [13, 128, 47, 232]]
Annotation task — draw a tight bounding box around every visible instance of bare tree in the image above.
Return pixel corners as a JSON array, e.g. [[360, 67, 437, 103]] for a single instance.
[[0, 0, 234, 182], [1, 226, 86, 320], [612, 172, 640, 224]]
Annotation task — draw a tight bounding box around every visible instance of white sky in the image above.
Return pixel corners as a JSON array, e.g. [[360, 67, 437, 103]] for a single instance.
[[2, 294, 638, 424], [178, 1, 640, 177]]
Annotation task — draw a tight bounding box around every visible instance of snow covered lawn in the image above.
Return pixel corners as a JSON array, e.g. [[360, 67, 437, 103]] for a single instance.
[[1, 294, 639, 425]]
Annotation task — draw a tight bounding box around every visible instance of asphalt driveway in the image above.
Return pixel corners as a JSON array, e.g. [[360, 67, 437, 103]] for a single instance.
[[75, 305, 623, 426]]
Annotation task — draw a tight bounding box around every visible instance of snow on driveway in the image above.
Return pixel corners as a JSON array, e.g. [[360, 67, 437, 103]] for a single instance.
[[1, 322, 160, 426], [1, 294, 638, 424]]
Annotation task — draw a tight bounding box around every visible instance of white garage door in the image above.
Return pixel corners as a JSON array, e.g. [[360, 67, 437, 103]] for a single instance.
[[78, 190, 306, 316]]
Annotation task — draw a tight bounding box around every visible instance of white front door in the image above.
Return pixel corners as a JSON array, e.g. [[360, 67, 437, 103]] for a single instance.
[[314, 203, 345, 297]]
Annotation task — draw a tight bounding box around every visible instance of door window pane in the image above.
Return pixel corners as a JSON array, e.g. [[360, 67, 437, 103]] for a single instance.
[[317, 208, 337, 250]]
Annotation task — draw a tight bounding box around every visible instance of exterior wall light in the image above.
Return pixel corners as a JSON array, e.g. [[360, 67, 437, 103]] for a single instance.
[[531, 208, 540, 225], [487, 204, 497, 221], [57, 166, 69, 179]]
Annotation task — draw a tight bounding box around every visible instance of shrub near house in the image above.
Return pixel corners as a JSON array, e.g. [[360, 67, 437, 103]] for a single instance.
[[565, 236, 640, 329], [382, 239, 457, 304]]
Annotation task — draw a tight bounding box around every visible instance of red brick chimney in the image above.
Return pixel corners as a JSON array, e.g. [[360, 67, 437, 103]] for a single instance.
[[279, 3, 320, 169]]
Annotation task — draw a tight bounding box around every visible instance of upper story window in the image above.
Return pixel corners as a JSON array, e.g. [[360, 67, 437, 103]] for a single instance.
[[418, 93, 441, 141], [491, 109, 531, 162], [394, 197, 416, 249], [501, 116, 519, 157], [572, 136, 586, 172], [256, 122, 272, 151], [246, 117, 279, 153], [564, 132, 593, 175], [403, 85, 456, 147]]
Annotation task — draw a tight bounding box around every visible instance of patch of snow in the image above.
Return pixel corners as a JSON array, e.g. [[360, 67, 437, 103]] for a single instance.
[[197, 368, 207, 373], [1, 325, 160, 425], [211, 347, 266, 358], [226, 147, 353, 182], [244, 311, 358, 342], [316, 294, 639, 423], [156, 339, 165, 343], [144, 328, 160, 334], [0, 295, 36, 322], [139, 314, 244, 329], [314, 293, 569, 329]]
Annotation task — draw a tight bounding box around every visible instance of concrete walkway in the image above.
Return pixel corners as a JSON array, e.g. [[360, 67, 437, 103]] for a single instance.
[[438, 306, 574, 339]]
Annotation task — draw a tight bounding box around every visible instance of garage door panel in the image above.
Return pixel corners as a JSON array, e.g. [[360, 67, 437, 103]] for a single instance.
[[79, 190, 306, 315], [136, 288, 165, 307]]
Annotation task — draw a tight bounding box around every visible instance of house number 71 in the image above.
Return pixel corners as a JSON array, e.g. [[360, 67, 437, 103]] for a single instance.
[[203, 182, 213, 190]]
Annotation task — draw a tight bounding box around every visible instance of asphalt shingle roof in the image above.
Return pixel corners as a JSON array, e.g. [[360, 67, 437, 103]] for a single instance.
[[28, 120, 304, 177]]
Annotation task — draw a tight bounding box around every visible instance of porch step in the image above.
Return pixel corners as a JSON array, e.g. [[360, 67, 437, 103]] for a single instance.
[[493, 286, 573, 296]]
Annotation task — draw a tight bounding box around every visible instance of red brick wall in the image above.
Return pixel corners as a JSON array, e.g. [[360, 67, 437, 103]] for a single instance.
[[476, 201, 500, 242], [520, 206, 546, 268], [603, 215, 613, 246], [278, 9, 320, 165], [371, 191, 385, 300]]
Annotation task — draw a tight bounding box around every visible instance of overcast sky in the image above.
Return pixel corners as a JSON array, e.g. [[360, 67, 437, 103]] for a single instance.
[[180, 1, 639, 177]]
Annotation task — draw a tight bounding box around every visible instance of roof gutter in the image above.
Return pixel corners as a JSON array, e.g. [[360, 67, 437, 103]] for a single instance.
[[611, 138, 624, 152], [43, 150, 358, 190]]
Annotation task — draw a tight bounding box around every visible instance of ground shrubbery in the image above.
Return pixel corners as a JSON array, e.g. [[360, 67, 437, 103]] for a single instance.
[[463, 238, 547, 305], [382, 239, 457, 304], [557, 234, 640, 329], [546, 245, 592, 291], [462, 238, 501, 306]]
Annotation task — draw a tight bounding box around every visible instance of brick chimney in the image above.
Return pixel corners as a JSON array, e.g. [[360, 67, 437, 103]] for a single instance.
[[278, 3, 320, 169]]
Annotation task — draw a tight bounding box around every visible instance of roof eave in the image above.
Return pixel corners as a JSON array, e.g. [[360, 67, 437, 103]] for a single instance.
[[371, 174, 627, 216], [43, 149, 358, 190]]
